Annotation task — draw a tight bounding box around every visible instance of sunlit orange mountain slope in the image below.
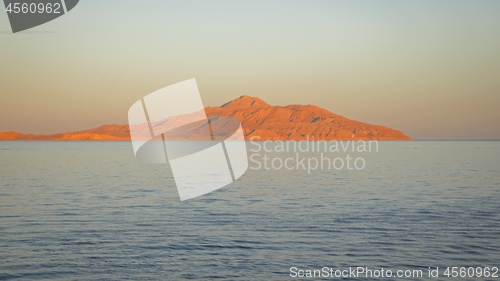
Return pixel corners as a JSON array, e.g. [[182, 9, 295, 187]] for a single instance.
[[0, 96, 410, 141]]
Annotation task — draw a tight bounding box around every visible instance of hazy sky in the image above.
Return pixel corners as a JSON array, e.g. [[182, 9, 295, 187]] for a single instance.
[[1, 0, 499, 139]]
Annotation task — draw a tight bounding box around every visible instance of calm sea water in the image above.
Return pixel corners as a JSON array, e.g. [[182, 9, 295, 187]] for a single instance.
[[0, 141, 499, 280]]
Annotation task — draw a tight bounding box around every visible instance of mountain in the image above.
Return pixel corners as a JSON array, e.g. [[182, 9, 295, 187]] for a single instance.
[[0, 96, 411, 141]]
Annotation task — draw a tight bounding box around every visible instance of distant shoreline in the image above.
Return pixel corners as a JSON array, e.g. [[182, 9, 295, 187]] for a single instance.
[[0, 139, 408, 141], [0, 96, 415, 141]]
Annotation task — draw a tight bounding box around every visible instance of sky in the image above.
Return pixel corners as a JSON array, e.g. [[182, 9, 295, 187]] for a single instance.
[[0, 0, 499, 139]]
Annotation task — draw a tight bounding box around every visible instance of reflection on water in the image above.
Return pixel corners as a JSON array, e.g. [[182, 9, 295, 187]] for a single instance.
[[0, 141, 499, 280]]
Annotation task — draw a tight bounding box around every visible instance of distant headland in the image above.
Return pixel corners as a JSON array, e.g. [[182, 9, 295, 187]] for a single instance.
[[0, 96, 411, 141]]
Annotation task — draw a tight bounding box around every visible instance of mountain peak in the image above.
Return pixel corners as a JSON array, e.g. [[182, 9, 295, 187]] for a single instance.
[[221, 95, 270, 110], [0, 95, 411, 141]]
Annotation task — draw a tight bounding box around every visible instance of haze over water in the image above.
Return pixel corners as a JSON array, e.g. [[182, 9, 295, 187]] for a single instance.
[[0, 141, 499, 280]]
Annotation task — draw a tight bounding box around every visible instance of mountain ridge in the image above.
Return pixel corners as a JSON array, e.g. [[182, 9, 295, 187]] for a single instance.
[[0, 95, 411, 141]]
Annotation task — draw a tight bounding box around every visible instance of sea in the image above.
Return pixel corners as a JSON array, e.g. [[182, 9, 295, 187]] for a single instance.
[[0, 141, 499, 280]]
